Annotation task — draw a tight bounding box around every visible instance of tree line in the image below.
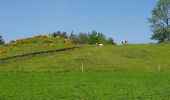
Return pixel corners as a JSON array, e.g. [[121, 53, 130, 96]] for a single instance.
[[0, 30, 116, 45], [49, 30, 115, 45]]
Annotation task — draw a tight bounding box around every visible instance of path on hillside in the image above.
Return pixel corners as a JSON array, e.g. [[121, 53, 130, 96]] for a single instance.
[[0, 46, 80, 61]]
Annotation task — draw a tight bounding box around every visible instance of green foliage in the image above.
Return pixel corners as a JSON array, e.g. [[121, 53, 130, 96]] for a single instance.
[[37, 30, 116, 45], [69, 30, 116, 45], [69, 33, 79, 44], [0, 48, 6, 54], [87, 31, 116, 45], [149, 0, 170, 43], [78, 32, 89, 44], [107, 37, 116, 45], [151, 26, 170, 43], [88, 30, 98, 44], [97, 32, 106, 44], [50, 31, 68, 38], [0, 35, 4, 45]]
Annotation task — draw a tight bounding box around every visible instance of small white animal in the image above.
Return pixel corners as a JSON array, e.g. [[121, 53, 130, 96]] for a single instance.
[[98, 44, 103, 46]]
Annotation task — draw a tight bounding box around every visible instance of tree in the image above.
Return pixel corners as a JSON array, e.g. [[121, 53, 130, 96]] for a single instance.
[[69, 33, 79, 44], [97, 32, 106, 43], [107, 37, 115, 45], [78, 32, 89, 44], [88, 30, 98, 44], [61, 31, 68, 38], [51, 31, 61, 37], [50, 31, 68, 38], [0, 35, 4, 45], [149, 0, 170, 43]]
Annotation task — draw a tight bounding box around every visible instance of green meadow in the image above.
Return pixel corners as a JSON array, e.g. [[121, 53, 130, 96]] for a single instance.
[[1, 0, 170, 99], [0, 37, 170, 99], [0, 72, 170, 100]]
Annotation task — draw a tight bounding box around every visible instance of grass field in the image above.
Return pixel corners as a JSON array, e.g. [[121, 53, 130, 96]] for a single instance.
[[0, 41, 170, 99], [0, 72, 170, 100]]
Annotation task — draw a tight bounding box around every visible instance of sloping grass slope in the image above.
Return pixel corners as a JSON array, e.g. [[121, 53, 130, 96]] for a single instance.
[[1, 43, 170, 73], [1, 43, 170, 99], [0, 35, 71, 58]]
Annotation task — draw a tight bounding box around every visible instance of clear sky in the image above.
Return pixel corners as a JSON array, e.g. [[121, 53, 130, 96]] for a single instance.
[[0, 0, 158, 44]]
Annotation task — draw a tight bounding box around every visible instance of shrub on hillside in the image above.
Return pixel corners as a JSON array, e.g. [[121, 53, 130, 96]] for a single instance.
[[107, 37, 116, 45], [78, 32, 89, 44], [0, 48, 6, 54], [7, 41, 17, 46], [50, 31, 68, 39], [56, 35, 62, 39], [69, 33, 79, 44], [16, 39, 32, 44], [43, 39, 58, 47], [63, 39, 71, 45]]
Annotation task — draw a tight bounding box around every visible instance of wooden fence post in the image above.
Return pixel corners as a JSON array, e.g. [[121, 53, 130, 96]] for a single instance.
[[81, 63, 84, 72], [158, 64, 160, 72]]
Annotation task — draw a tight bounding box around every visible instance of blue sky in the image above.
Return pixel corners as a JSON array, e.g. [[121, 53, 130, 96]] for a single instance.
[[0, 0, 158, 44]]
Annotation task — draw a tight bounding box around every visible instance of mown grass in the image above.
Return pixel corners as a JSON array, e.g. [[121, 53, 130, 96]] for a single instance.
[[0, 42, 170, 99]]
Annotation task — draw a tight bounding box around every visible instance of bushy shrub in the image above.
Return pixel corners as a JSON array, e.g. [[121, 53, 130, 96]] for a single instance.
[[56, 35, 62, 39], [63, 39, 71, 44], [107, 37, 116, 45], [16, 39, 32, 44], [50, 31, 68, 39], [7, 41, 17, 46], [0, 48, 6, 54], [47, 36, 52, 39]]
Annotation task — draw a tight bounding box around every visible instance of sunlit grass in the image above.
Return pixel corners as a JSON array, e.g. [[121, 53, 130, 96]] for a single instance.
[[0, 42, 170, 99]]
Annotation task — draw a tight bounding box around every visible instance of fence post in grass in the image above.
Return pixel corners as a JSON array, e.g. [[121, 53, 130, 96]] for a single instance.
[[81, 63, 84, 72]]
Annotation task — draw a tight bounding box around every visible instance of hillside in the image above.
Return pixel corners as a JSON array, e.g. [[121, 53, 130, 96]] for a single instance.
[[1, 38, 170, 99], [0, 41, 170, 72], [0, 35, 71, 58]]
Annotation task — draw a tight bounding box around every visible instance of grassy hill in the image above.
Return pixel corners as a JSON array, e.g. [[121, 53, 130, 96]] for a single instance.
[[0, 35, 71, 58], [1, 43, 170, 73], [0, 38, 170, 99]]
